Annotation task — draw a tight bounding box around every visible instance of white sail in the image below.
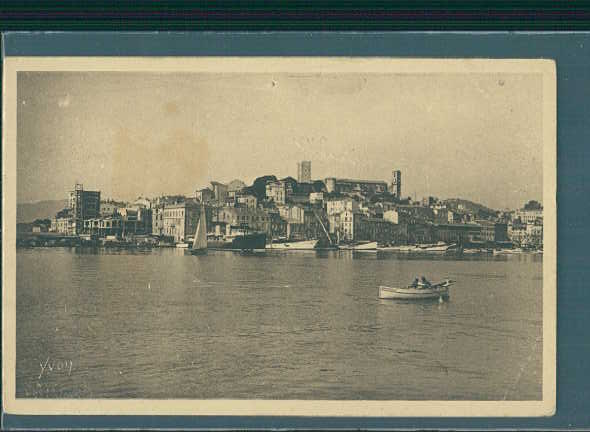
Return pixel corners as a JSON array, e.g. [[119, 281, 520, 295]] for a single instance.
[[192, 205, 207, 250]]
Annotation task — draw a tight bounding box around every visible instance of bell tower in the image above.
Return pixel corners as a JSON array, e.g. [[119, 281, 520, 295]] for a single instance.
[[391, 170, 402, 198]]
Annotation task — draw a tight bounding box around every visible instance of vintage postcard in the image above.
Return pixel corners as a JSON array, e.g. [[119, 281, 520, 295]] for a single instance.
[[2, 57, 556, 417]]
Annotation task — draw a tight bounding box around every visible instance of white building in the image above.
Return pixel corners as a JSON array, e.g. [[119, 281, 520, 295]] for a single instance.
[[514, 208, 543, 224], [326, 197, 359, 216], [309, 192, 324, 205]]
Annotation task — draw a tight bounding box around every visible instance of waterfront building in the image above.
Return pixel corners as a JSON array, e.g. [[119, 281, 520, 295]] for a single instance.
[[267, 210, 287, 239], [339, 210, 362, 242], [391, 222, 410, 245], [285, 208, 329, 241], [328, 213, 341, 237], [51, 216, 76, 235], [324, 177, 388, 196], [151, 204, 165, 237], [213, 205, 271, 237], [390, 170, 402, 198], [526, 221, 543, 247], [431, 223, 481, 245], [99, 217, 123, 237], [83, 218, 101, 235], [50, 207, 77, 235], [115, 208, 140, 237], [334, 210, 395, 243], [509, 219, 543, 247], [476, 220, 509, 243], [83, 217, 123, 237], [163, 201, 202, 243], [68, 183, 100, 234], [508, 221, 527, 245], [137, 207, 152, 234], [297, 160, 312, 183], [408, 223, 435, 244], [357, 217, 395, 243]]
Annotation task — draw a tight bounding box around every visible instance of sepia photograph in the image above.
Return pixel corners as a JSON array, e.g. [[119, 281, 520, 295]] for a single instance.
[[2, 57, 556, 417]]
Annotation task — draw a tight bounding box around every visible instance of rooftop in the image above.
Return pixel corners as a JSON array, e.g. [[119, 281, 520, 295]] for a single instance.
[[325, 177, 387, 185]]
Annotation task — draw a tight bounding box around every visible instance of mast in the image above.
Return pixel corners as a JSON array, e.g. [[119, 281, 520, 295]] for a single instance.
[[313, 209, 332, 245]]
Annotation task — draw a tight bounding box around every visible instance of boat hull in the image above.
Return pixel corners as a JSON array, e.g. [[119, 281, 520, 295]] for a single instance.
[[266, 239, 318, 250], [340, 241, 378, 251], [415, 243, 458, 253], [379, 285, 450, 300], [209, 232, 267, 251], [377, 245, 417, 252], [493, 248, 524, 255]]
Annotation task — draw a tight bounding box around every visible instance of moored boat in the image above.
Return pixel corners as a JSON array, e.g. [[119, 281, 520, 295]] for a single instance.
[[208, 231, 267, 251], [416, 242, 458, 252], [377, 245, 417, 252], [379, 279, 455, 300], [266, 239, 318, 250], [462, 248, 489, 255], [493, 248, 524, 255], [339, 241, 378, 251]]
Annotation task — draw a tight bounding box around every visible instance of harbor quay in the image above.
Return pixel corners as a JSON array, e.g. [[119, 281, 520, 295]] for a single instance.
[[17, 163, 543, 252]]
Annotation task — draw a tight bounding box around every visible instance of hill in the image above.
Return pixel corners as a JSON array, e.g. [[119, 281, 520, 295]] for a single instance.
[[17, 199, 68, 223], [444, 198, 498, 218]]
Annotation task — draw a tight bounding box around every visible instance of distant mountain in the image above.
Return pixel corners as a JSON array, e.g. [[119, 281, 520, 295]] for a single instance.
[[444, 198, 498, 218], [227, 179, 246, 192], [17, 199, 68, 223]]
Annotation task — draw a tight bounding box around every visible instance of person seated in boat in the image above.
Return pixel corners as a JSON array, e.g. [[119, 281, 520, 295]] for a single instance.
[[410, 277, 420, 288], [420, 276, 432, 288]]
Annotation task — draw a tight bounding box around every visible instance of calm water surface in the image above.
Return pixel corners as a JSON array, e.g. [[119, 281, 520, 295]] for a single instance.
[[16, 248, 542, 400]]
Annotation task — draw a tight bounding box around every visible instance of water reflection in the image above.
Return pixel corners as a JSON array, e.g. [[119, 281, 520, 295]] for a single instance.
[[16, 247, 542, 400]]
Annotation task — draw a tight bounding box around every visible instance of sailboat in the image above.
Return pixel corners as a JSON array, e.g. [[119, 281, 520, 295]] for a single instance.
[[190, 204, 208, 255]]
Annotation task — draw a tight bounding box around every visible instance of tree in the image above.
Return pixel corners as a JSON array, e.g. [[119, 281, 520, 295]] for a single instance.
[[524, 200, 542, 210], [312, 180, 326, 193], [251, 175, 277, 201]]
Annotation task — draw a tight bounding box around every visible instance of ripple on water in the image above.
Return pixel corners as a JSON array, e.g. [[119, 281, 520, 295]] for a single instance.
[[16, 248, 543, 400]]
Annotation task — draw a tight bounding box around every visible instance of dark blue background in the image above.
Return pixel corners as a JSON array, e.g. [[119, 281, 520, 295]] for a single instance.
[[2, 32, 588, 430]]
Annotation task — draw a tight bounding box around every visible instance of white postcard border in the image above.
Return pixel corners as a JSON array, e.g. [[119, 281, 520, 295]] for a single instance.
[[2, 57, 556, 417]]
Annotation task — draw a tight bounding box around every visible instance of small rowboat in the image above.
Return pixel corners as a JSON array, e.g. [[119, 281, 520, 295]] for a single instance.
[[379, 280, 455, 300]]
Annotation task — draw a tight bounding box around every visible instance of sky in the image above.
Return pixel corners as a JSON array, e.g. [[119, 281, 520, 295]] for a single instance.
[[17, 71, 543, 210]]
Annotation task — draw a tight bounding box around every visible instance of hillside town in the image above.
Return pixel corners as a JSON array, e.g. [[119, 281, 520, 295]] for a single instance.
[[19, 161, 543, 251]]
